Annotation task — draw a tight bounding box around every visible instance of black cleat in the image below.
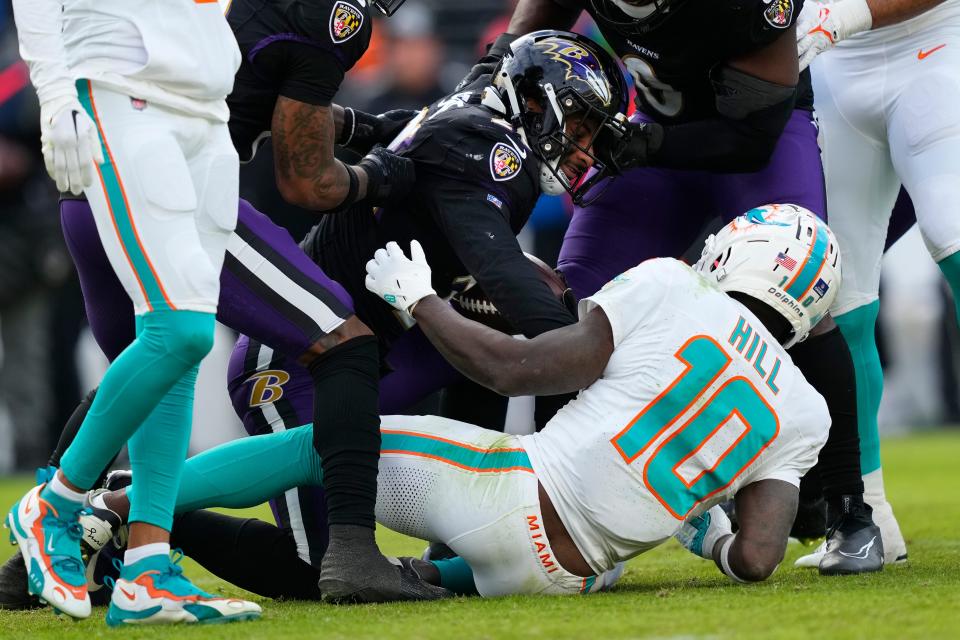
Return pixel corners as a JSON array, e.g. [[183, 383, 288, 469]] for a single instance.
[[318, 525, 452, 603], [0, 554, 40, 610], [818, 497, 884, 575]]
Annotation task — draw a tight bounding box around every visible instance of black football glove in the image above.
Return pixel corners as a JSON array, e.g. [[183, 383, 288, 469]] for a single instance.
[[340, 108, 419, 155], [596, 120, 665, 173], [357, 145, 417, 206], [455, 32, 519, 92]]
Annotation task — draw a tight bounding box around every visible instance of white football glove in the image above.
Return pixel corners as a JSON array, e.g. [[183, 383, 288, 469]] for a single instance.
[[796, 0, 873, 71], [674, 505, 734, 560], [365, 240, 437, 314], [40, 97, 105, 195]]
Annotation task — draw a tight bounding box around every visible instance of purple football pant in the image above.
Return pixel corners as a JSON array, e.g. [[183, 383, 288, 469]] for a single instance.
[[61, 197, 355, 360], [63, 195, 461, 566], [559, 109, 827, 298]]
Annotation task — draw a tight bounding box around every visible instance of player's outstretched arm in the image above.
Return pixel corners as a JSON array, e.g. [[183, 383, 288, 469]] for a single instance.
[[718, 480, 799, 582], [365, 241, 614, 396], [413, 296, 613, 396]]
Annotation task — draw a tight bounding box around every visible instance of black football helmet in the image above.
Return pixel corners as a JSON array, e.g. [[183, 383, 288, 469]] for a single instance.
[[483, 30, 629, 204], [588, 0, 688, 36]]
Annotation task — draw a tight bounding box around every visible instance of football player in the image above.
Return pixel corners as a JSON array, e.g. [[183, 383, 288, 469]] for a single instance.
[[0, 31, 629, 605], [7, 0, 262, 625], [467, 0, 884, 574], [792, 0, 958, 568], [92, 205, 841, 597], [225, 0, 416, 210], [31, 0, 430, 605]]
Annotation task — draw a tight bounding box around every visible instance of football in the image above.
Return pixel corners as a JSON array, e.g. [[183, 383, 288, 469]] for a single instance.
[[450, 253, 572, 334]]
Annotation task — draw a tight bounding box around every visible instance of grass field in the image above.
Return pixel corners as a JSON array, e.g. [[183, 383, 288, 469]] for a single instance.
[[1, 432, 958, 640]]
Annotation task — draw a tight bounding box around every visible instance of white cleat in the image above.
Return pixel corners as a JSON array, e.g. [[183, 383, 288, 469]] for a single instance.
[[863, 469, 907, 564], [794, 540, 826, 568], [105, 551, 260, 626], [6, 485, 91, 619]]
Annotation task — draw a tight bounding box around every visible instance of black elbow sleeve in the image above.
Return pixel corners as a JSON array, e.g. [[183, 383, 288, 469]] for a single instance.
[[713, 64, 796, 169], [649, 66, 797, 172]]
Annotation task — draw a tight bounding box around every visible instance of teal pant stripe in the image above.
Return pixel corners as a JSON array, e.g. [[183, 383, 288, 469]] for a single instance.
[[937, 251, 960, 326], [835, 302, 883, 475], [786, 217, 829, 300], [380, 431, 532, 472], [76, 79, 170, 311]]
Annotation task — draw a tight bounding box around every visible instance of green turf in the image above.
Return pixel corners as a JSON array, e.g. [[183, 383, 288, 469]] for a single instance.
[[1, 432, 959, 639]]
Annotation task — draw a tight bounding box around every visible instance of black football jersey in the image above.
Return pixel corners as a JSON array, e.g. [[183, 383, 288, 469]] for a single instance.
[[302, 80, 574, 347], [562, 0, 813, 123], [226, 0, 373, 161]]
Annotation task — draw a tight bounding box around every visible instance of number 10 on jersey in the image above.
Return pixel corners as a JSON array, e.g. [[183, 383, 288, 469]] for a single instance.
[[611, 335, 780, 519]]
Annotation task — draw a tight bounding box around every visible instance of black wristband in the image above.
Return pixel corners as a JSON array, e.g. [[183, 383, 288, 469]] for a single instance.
[[323, 163, 361, 214], [338, 107, 357, 146]]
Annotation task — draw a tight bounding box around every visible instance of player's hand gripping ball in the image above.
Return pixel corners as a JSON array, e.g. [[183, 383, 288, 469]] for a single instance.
[[451, 254, 576, 334], [365, 240, 437, 314]]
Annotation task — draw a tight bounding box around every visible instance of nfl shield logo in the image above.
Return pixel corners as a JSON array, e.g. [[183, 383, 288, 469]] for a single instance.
[[330, 1, 364, 44], [813, 278, 830, 299], [490, 142, 522, 181]]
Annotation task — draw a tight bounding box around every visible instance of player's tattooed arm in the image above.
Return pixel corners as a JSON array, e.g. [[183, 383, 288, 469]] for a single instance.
[[271, 96, 368, 211], [714, 479, 799, 581], [412, 296, 614, 397], [507, 0, 580, 33]]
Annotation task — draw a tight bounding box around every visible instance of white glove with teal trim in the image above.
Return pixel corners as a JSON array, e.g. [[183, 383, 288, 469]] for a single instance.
[[40, 96, 104, 195], [674, 505, 733, 560], [365, 240, 437, 314]]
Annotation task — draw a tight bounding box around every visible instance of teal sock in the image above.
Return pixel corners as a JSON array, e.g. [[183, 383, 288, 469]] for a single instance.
[[430, 556, 478, 596], [60, 310, 215, 490], [835, 302, 883, 475], [130, 424, 322, 514], [937, 251, 960, 323], [126, 365, 199, 530]]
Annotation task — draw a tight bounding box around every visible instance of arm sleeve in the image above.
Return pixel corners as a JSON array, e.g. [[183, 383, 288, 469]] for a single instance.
[[578, 259, 673, 348], [650, 89, 796, 172], [11, 0, 77, 107], [428, 183, 577, 338], [253, 40, 345, 107]]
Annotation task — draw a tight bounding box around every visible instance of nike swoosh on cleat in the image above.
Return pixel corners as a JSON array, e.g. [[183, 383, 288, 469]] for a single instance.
[[918, 44, 946, 60], [119, 587, 136, 601], [837, 536, 877, 560]]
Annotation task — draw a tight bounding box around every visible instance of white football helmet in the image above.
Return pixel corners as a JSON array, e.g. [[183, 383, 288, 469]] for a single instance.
[[694, 204, 841, 349]]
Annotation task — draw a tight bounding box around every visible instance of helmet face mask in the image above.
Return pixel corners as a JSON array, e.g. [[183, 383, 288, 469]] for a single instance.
[[371, 0, 406, 16], [490, 31, 629, 204], [694, 204, 843, 349]]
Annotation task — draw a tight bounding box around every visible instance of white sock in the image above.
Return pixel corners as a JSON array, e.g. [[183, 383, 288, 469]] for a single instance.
[[124, 542, 170, 566], [46, 472, 86, 504]]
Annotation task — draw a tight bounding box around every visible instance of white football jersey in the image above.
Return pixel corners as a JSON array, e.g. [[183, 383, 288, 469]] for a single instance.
[[17, 0, 240, 122], [520, 259, 831, 574]]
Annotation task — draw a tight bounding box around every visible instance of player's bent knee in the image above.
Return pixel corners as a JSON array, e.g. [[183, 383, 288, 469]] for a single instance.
[[736, 551, 782, 582], [156, 311, 217, 363], [299, 315, 373, 365]]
